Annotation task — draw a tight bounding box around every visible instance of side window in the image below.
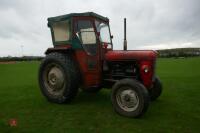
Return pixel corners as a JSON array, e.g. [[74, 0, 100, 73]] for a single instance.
[[52, 20, 70, 42], [75, 20, 97, 55], [95, 20, 112, 49]]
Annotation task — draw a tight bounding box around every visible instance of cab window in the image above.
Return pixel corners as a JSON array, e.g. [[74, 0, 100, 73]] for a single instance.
[[52, 20, 70, 42], [75, 20, 97, 55]]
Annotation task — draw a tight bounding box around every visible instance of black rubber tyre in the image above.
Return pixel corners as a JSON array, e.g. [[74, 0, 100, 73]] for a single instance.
[[38, 52, 79, 103], [111, 79, 150, 118], [150, 76, 163, 101], [81, 87, 102, 93]]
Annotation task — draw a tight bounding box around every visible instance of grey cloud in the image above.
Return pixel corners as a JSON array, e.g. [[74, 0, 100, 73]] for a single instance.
[[0, 0, 199, 56]]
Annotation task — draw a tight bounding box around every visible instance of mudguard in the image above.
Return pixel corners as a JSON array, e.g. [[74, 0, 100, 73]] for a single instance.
[[45, 45, 72, 55]]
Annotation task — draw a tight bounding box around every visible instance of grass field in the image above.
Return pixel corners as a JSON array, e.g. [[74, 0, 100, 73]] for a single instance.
[[0, 57, 200, 133]]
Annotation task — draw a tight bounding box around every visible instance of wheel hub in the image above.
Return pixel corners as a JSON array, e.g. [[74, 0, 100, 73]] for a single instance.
[[43, 63, 66, 96], [48, 66, 64, 90], [116, 88, 139, 112]]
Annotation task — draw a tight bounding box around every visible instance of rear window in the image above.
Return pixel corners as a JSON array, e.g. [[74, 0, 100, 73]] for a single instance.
[[52, 20, 70, 42]]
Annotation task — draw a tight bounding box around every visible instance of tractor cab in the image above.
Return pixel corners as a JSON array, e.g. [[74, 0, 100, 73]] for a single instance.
[[39, 12, 163, 118], [47, 12, 113, 53]]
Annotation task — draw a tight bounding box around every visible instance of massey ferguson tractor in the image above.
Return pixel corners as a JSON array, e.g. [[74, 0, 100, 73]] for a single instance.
[[38, 12, 162, 118]]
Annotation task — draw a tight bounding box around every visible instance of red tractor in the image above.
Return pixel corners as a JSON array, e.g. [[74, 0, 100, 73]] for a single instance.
[[39, 12, 162, 117]]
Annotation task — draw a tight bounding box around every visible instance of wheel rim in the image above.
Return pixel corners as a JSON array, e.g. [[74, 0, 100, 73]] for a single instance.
[[116, 87, 139, 112], [43, 63, 65, 96]]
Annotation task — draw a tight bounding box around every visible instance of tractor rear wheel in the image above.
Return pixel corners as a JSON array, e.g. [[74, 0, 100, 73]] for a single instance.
[[111, 79, 149, 118], [38, 52, 79, 103], [150, 76, 163, 101]]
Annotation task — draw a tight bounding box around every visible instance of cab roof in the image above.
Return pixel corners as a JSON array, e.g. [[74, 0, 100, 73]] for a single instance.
[[47, 12, 109, 23]]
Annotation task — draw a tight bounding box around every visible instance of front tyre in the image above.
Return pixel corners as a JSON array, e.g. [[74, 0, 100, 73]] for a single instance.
[[38, 52, 79, 103], [111, 79, 150, 118], [150, 76, 163, 101]]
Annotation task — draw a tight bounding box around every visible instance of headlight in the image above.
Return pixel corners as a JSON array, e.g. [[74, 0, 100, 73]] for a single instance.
[[144, 67, 149, 73]]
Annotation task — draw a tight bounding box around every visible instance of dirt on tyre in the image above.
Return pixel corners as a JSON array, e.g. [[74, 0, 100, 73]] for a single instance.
[[150, 76, 163, 101], [38, 52, 79, 103], [111, 79, 150, 118]]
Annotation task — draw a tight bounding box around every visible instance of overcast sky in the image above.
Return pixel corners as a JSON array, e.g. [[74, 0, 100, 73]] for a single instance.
[[0, 0, 200, 56]]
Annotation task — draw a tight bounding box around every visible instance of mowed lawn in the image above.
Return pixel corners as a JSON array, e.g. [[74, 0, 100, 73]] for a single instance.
[[0, 57, 200, 133]]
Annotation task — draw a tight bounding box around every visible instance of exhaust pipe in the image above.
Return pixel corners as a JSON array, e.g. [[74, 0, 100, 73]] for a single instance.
[[123, 18, 127, 50]]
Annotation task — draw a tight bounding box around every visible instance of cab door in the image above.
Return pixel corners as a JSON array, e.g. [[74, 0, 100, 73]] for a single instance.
[[73, 18, 101, 88]]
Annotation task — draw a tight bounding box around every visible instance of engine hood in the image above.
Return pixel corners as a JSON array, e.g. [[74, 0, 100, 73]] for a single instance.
[[105, 50, 157, 61]]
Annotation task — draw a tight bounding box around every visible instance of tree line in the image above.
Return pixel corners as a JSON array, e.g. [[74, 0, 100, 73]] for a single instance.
[[157, 48, 200, 58]]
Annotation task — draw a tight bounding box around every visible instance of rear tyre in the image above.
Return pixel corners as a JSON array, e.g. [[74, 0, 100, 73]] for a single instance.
[[38, 52, 79, 103], [150, 76, 162, 101], [111, 79, 150, 118]]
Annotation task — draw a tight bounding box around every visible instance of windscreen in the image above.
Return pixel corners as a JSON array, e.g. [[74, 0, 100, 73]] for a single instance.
[[95, 21, 111, 44]]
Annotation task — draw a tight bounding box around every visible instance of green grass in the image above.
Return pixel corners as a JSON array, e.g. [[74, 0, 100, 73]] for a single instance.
[[0, 58, 200, 133]]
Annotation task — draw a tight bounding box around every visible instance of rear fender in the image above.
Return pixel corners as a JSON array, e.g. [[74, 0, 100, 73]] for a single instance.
[[45, 45, 72, 55]]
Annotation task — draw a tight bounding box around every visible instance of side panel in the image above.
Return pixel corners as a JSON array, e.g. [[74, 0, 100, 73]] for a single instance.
[[74, 50, 101, 88]]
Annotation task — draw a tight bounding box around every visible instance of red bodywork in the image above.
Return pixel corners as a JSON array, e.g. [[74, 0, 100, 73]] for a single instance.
[[46, 43, 157, 90], [74, 50, 101, 88], [71, 49, 157, 89], [105, 50, 157, 88], [105, 50, 157, 61]]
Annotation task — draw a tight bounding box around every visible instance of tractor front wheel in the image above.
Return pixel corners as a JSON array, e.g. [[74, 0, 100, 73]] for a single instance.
[[38, 52, 79, 103], [150, 76, 163, 101], [111, 79, 150, 118]]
